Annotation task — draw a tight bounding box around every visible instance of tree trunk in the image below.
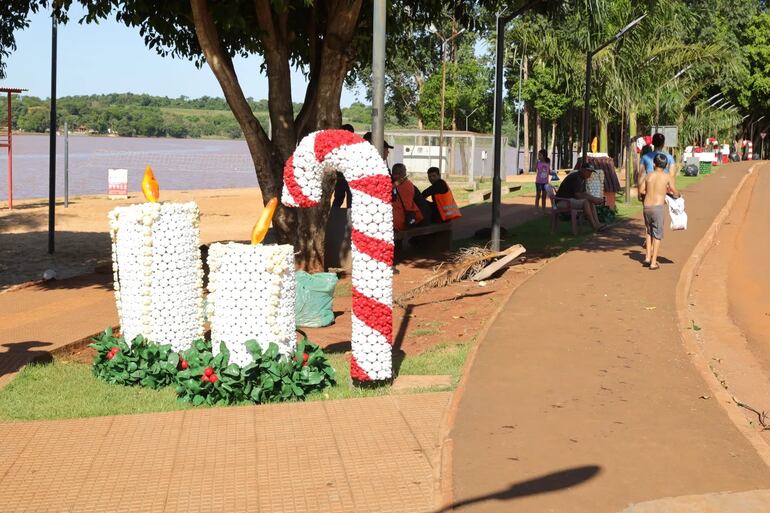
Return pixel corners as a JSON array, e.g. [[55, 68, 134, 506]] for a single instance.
[[599, 117, 608, 153], [192, 0, 361, 272], [522, 57, 530, 172], [549, 120, 557, 163], [628, 108, 638, 185], [535, 110, 542, 163], [564, 109, 575, 168]]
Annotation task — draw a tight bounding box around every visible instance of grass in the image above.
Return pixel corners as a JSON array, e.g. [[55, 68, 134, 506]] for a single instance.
[[453, 173, 709, 256], [0, 342, 470, 421]]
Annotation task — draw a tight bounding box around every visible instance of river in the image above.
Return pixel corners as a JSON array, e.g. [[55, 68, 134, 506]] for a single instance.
[[0, 134, 258, 201]]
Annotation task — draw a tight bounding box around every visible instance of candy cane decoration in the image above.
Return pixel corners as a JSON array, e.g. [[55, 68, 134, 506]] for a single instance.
[[282, 130, 393, 382]]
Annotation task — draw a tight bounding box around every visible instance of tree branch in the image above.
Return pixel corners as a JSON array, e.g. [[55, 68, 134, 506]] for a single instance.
[[254, 0, 296, 157]]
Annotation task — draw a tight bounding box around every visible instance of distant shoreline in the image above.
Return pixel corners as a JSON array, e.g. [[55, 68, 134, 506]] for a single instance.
[[8, 131, 246, 142]]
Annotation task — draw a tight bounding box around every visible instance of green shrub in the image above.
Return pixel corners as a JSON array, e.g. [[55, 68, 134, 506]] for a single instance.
[[89, 328, 335, 407]]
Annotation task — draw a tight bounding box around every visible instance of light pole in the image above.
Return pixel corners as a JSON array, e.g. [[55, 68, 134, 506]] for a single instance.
[[432, 26, 465, 177], [371, 0, 386, 157], [461, 107, 480, 131], [581, 14, 647, 164], [490, 0, 542, 251], [48, 12, 58, 254], [513, 54, 524, 176]]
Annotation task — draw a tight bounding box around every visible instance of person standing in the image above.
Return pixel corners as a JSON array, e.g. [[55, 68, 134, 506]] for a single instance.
[[535, 149, 551, 212], [639, 153, 681, 270], [641, 133, 676, 175]]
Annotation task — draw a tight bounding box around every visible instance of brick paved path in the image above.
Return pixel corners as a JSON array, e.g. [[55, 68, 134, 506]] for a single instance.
[[0, 274, 116, 388], [0, 392, 449, 513]]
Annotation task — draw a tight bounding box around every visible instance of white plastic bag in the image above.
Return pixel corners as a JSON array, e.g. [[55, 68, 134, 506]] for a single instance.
[[666, 195, 687, 230]]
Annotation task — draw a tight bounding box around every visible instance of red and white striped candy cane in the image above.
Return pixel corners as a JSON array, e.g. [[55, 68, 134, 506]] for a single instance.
[[282, 129, 393, 382]]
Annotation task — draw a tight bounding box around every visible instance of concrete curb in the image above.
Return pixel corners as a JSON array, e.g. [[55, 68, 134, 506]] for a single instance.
[[674, 163, 770, 468]]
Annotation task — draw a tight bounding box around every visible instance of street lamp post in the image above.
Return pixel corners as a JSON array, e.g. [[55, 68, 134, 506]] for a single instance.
[[432, 27, 465, 177], [490, 0, 542, 251], [462, 107, 480, 131], [581, 14, 647, 164], [514, 55, 524, 176], [371, 0, 386, 157]]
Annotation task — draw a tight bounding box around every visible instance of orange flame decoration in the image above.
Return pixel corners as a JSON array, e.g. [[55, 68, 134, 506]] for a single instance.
[[141, 165, 160, 203], [250, 197, 279, 245]]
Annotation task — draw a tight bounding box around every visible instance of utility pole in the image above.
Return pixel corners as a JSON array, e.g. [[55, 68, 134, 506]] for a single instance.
[[371, 0, 386, 157], [48, 12, 58, 254]]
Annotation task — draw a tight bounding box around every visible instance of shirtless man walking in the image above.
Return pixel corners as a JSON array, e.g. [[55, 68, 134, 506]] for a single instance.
[[639, 153, 680, 270]]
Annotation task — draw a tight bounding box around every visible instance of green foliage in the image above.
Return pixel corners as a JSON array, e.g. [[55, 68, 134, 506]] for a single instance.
[[89, 328, 335, 407], [90, 328, 178, 389], [417, 39, 493, 132]]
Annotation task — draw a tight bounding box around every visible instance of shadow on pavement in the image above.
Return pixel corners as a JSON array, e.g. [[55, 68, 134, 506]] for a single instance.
[[0, 231, 113, 291], [436, 465, 601, 512], [0, 341, 54, 380]]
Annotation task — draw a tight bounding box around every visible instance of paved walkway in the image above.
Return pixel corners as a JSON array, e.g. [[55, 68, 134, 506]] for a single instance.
[[0, 392, 449, 513], [0, 274, 117, 388], [449, 162, 770, 512]]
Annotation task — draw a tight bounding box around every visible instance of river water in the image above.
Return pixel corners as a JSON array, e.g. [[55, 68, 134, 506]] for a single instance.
[[0, 134, 258, 200]]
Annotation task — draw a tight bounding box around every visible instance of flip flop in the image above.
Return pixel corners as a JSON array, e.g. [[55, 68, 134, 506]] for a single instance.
[[643, 260, 651, 267], [649, 264, 660, 270]]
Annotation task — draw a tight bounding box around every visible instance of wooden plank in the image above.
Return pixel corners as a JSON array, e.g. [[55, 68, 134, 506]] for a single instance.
[[471, 244, 526, 281]]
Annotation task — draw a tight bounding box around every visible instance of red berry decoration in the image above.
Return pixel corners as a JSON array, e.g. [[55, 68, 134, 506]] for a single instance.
[[302, 353, 309, 367], [209, 373, 219, 383], [106, 351, 115, 361], [204, 367, 214, 377], [180, 359, 189, 370], [201, 374, 209, 382]]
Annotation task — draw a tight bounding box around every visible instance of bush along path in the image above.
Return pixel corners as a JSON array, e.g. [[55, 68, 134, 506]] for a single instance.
[[90, 328, 336, 406]]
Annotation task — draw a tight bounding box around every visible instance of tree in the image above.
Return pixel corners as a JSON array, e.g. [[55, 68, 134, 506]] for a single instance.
[[416, 38, 493, 132], [0, 0, 504, 271]]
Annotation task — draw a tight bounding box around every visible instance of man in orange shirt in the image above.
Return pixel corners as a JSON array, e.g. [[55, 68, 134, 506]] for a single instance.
[[421, 166, 461, 223], [391, 163, 423, 231]]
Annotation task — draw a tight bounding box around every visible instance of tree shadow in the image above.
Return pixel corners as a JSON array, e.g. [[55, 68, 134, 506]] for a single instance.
[[0, 231, 113, 291], [436, 465, 601, 512], [0, 341, 54, 380]]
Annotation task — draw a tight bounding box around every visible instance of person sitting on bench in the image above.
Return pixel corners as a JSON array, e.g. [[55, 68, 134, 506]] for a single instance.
[[422, 166, 462, 223], [555, 164, 606, 232], [392, 163, 424, 231]]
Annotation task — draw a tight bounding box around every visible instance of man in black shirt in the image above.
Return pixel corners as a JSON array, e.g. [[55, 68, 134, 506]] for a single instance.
[[555, 164, 605, 231], [421, 166, 449, 222]]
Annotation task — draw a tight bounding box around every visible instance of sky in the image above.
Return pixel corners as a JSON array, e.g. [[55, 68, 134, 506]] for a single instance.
[[0, 5, 365, 106]]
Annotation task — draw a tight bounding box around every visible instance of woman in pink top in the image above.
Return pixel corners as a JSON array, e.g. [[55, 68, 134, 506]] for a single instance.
[[535, 149, 551, 211]]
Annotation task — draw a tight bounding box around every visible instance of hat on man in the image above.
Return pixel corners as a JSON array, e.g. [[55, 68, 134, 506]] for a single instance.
[[580, 163, 597, 173]]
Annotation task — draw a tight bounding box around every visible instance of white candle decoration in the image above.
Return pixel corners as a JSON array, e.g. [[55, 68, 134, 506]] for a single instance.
[[206, 242, 296, 367], [109, 202, 205, 351]]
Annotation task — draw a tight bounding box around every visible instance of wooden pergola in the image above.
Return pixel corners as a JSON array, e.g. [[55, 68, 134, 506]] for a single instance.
[[0, 87, 27, 209]]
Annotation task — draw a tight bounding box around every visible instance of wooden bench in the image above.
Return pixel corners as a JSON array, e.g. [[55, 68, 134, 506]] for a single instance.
[[395, 221, 453, 251], [468, 184, 522, 203]]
